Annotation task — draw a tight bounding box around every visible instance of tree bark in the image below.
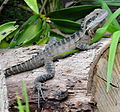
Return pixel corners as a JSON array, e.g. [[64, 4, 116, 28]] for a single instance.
[[0, 70, 9, 112]]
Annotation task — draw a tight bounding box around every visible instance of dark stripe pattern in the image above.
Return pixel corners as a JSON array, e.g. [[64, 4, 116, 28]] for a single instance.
[[34, 55, 55, 88], [5, 52, 44, 77]]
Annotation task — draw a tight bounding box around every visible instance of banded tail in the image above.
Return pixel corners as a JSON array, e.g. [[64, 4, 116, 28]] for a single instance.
[[5, 52, 44, 77]]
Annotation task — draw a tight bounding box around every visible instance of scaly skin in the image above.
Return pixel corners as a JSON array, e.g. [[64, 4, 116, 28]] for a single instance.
[[5, 9, 108, 77], [4, 9, 108, 102]]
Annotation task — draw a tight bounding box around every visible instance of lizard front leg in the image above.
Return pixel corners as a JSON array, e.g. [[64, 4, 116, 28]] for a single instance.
[[34, 55, 55, 107], [76, 42, 99, 50]]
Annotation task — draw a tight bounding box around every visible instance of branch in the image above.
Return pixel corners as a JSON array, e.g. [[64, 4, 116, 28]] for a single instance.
[[0, 0, 9, 13]]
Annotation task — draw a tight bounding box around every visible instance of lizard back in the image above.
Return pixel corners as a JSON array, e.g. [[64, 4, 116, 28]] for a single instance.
[[4, 9, 108, 77]]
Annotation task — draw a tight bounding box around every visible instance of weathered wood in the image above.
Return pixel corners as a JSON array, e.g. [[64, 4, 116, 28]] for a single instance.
[[92, 43, 120, 112], [0, 70, 9, 112], [1, 38, 116, 112]]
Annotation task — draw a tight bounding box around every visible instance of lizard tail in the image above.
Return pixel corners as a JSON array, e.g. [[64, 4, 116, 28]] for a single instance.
[[5, 54, 44, 77]]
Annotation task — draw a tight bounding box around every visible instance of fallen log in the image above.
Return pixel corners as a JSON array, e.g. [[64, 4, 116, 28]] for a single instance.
[[0, 38, 120, 112]]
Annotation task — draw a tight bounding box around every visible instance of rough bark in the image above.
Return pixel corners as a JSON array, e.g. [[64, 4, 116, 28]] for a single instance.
[[0, 70, 9, 112], [0, 38, 116, 112]]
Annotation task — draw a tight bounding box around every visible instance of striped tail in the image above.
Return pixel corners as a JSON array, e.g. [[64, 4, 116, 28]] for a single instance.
[[5, 53, 44, 77]]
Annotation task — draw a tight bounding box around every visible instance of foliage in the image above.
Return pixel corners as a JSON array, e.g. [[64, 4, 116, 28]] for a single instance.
[[0, 22, 17, 41], [0, 0, 32, 24], [15, 81, 30, 112], [69, 0, 120, 7], [89, 0, 120, 91], [107, 31, 120, 91], [0, 0, 99, 48]]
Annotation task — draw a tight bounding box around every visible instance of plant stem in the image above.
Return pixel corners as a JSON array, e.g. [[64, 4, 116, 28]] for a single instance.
[[40, 0, 48, 14], [0, 0, 9, 13]]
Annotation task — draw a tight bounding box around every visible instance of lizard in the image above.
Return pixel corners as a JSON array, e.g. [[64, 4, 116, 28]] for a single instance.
[[4, 9, 108, 103]]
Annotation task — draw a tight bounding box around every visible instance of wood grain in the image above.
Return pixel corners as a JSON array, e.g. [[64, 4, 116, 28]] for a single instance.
[[93, 43, 120, 112]]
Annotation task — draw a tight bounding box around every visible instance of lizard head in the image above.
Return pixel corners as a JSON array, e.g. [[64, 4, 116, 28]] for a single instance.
[[82, 9, 108, 31]]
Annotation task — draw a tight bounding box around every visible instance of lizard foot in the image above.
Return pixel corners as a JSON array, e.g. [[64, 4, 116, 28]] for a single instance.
[[34, 83, 48, 108]]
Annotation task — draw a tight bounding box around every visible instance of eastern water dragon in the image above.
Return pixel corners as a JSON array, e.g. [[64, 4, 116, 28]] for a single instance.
[[4, 9, 108, 104]]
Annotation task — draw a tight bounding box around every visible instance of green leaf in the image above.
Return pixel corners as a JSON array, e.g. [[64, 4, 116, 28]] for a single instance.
[[98, 0, 120, 27], [24, 0, 39, 14], [18, 15, 40, 31], [70, 0, 120, 6], [16, 94, 24, 112], [5, 28, 18, 41], [50, 30, 66, 39], [107, 24, 120, 34], [15, 19, 42, 46], [53, 49, 79, 58], [43, 23, 50, 37], [51, 18, 81, 33], [0, 40, 9, 48], [105, 1, 120, 6], [36, 23, 51, 45], [22, 81, 30, 112], [0, 21, 18, 41], [47, 5, 99, 21], [22, 29, 43, 46], [9, 15, 40, 48], [106, 31, 120, 92], [37, 37, 50, 45]]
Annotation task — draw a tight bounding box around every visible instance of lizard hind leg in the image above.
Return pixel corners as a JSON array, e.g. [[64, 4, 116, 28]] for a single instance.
[[34, 55, 55, 107]]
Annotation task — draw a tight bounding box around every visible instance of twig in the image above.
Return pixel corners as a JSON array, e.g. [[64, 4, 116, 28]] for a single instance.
[[0, 0, 9, 13], [40, 0, 48, 14]]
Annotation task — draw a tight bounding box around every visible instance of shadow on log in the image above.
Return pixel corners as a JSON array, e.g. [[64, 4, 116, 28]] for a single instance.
[[0, 38, 120, 112]]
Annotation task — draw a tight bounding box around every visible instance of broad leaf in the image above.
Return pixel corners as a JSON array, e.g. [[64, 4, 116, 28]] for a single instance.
[[0, 21, 18, 41], [9, 18, 42, 48], [50, 30, 66, 39], [37, 23, 51, 45], [9, 15, 40, 48], [47, 5, 98, 21], [16, 19, 42, 45], [37, 37, 50, 45], [51, 18, 81, 33], [0, 40, 9, 48], [22, 29, 43, 46], [24, 0, 39, 14]]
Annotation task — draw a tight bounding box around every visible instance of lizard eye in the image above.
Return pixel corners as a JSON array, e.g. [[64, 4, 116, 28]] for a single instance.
[[96, 13, 99, 15]]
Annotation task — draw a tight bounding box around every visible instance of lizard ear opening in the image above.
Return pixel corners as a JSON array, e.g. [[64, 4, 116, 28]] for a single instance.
[[96, 13, 99, 16]]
